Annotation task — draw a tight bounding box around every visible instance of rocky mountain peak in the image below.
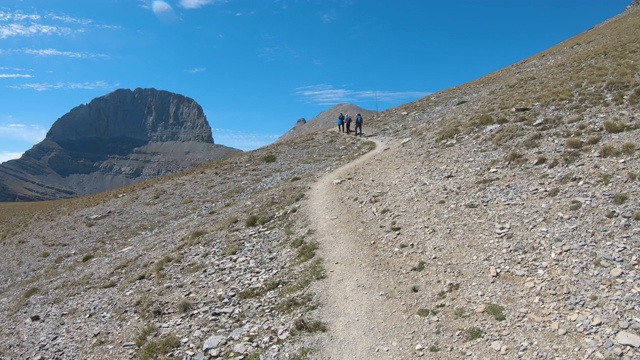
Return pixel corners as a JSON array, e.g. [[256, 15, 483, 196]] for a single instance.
[[46, 87, 214, 146], [0, 88, 240, 201]]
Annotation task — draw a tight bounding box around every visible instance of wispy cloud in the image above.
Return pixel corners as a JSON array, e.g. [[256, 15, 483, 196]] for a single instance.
[[0, 123, 47, 143], [0, 23, 73, 38], [20, 48, 108, 59], [186, 67, 206, 74], [44, 13, 92, 26], [295, 84, 430, 106], [9, 80, 118, 91], [211, 128, 279, 151], [0, 10, 112, 39], [180, 0, 228, 9], [321, 11, 337, 23], [0, 73, 34, 79]]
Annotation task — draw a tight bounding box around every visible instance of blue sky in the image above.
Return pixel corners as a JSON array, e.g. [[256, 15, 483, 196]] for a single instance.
[[0, 0, 631, 162]]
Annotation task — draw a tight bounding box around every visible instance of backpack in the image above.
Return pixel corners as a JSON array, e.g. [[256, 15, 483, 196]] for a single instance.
[[356, 115, 363, 124]]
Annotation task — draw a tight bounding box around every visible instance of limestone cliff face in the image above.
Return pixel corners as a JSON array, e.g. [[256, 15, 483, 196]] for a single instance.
[[47, 88, 214, 145], [0, 88, 241, 201]]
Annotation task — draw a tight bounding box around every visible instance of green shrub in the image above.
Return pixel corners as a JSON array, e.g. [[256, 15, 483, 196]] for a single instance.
[[135, 325, 157, 347], [23, 287, 38, 299], [603, 119, 626, 133], [586, 135, 602, 145], [411, 261, 426, 272], [178, 300, 191, 313], [505, 150, 523, 162], [466, 327, 484, 340], [263, 154, 277, 163], [82, 254, 94, 262], [245, 215, 259, 227], [296, 242, 319, 263], [293, 318, 327, 333], [486, 304, 506, 321], [621, 142, 636, 155], [42, 251, 50, 258], [224, 241, 240, 256], [417, 308, 431, 317], [565, 137, 583, 149], [548, 188, 559, 197], [600, 144, 620, 158], [436, 126, 460, 143], [613, 193, 628, 205], [138, 334, 180, 360]]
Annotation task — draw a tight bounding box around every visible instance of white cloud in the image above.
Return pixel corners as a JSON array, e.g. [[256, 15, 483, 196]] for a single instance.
[[20, 48, 108, 59], [9, 80, 118, 91], [0, 152, 24, 164], [211, 128, 279, 151], [0, 123, 47, 143], [45, 14, 92, 26], [0, 11, 41, 22], [151, 1, 180, 22], [295, 84, 430, 106], [186, 67, 206, 74], [180, 0, 227, 9], [152, 1, 174, 14], [0, 23, 73, 38], [0, 73, 34, 79]]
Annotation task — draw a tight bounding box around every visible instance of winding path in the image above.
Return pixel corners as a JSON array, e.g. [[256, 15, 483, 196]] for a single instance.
[[308, 135, 404, 359]]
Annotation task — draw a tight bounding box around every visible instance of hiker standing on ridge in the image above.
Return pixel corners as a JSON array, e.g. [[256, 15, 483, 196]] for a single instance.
[[355, 113, 364, 136], [346, 114, 352, 134], [337, 113, 345, 133]]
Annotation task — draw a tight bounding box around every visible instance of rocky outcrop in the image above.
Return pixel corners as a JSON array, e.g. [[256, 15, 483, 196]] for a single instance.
[[278, 104, 375, 142], [0, 88, 241, 201]]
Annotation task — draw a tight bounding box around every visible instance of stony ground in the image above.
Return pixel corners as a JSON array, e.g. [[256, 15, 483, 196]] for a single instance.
[[1, 5, 640, 360]]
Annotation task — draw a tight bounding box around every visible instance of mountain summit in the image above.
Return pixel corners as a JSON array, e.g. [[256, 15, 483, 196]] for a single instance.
[[0, 88, 240, 201]]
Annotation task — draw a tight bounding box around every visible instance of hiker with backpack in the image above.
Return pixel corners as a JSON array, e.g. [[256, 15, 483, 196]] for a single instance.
[[337, 113, 345, 133], [355, 113, 363, 136], [346, 114, 352, 134]]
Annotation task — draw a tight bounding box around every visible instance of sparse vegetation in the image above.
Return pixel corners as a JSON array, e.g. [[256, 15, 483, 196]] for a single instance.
[[621, 142, 636, 155], [486, 304, 506, 321], [263, 154, 277, 163], [613, 193, 629, 205], [138, 334, 180, 360], [603, 119, 626, 133], [292, 318, 327, 333], [224, 241, 241, 256], [466, 327, 484, 340], [411, 261, 426, 272], [565, 137, 583, 149], [22, 287, 38, 299], [82, 254, 94, 262], [296, 241, 319, 263], [135, 324, 157, 347], [600, 144, 620, 158]]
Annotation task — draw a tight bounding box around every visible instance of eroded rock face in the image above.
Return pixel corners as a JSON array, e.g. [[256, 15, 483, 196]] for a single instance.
[[0, 88, 240, 201], [47, 88, 214, 145]]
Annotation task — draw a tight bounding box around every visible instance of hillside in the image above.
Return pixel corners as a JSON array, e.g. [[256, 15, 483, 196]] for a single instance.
[[1, 5, 639, 360], [277, 103, 375, 143]]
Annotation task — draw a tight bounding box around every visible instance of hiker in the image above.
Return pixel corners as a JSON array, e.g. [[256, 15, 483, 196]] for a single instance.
[[337, 113, 345, 133], [355, 113, 363, 136], [346, 114, 352, 134]]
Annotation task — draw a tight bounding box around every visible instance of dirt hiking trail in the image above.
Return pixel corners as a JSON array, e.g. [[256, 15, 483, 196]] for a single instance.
[[308, 134, 407, 359]]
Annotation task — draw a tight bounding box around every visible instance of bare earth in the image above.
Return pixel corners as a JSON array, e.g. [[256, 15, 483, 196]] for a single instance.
[[309, 136, 390, 359]]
